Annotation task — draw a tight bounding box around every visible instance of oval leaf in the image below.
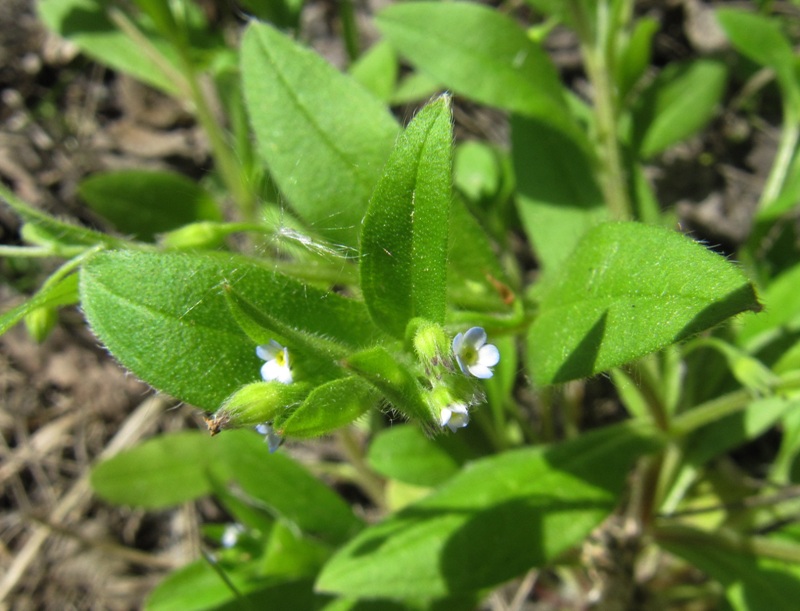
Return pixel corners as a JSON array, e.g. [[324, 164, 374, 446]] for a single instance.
[[240, 21, 399, 247], [78, 170, 221, 241], [91, 431, 218, 507], [528, 222, 760, 386], [80, 250, 382, 409], [376, 2, 576, 139], [360, 95, 453, 338]]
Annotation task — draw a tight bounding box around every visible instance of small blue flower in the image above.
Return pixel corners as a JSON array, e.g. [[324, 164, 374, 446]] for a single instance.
[[256, 340, 293, 384], [452, 327, 500, 379], [256, 422, 283, 453], [439, 403, 470, 433]]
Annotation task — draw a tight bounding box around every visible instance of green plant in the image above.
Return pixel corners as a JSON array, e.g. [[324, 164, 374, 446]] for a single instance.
[[3, 0, 800, 608]]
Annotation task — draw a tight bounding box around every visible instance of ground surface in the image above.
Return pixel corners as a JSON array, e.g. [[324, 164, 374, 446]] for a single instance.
[[0, 0, 787, 609]]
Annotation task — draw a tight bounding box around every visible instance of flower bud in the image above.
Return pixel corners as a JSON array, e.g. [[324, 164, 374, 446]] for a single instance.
[[410, 319, 450, 376], [24, 307, 57, 343], [160, 221, 228, 250], [206, 381, 309, 435]]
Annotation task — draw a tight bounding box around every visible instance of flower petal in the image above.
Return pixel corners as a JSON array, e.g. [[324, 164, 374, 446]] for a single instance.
[[478, 344, 500, 367], [463, 327, 487, 348], [452, 332, 465, 354], [467, 364, 494, 379]]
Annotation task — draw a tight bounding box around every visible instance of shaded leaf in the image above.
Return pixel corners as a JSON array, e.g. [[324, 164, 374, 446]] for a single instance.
[[317, 422, 660, 599], [511, 115, 607, 274], [78, 170, 221, 241]]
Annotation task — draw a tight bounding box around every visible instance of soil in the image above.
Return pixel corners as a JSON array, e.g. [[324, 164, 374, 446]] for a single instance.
[[0, 0, 789, 609]]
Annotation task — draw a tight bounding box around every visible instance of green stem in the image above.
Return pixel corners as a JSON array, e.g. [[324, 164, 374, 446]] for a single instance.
[[0, 245, 82, 258], [656, 523, 800, 565], [572, 0, 633, 220], [340, 0, 361, 63], [109, 7, 255, 220], [337, 427, 385, 509], [181, 60, 256, 220], [670, 370, 800, 437], [758, 112, 799, 211]]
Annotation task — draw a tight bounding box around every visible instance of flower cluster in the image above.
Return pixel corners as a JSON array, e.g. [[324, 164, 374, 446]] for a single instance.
[[425, 326, 500, 434], [245, 326, 499, 444]]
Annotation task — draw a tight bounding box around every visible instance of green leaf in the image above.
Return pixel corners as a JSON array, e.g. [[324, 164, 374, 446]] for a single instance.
[[238, 0, 306, 29], [90, 431, 218, 507], [317, 422, 660, 599], [214, 431, 363, 544], [147, 562, 323, 611], [658, 526, 800, 611], [377, 2, 576, 139], [240, 21, 399, 247], [224, 286, 351, 363], [716, 9, 800, 106], [349, 40, 398, 103], [446, 196, 513, 312], [737, 261, 800, 351], [38, 0, 181, 95], [80, 250, 381, 409], [616, 17, 658, 99], [78, 170, 221, 241], [344, 346, 434, 431], [277, 377, 377, 438], [0, 273, 79, 336], [631, 60, 727, 159], [511, 115, 608, 274], [367, 424, 472, 487], [0, 182, 124, 250], [360, 96, 453, 338], [528, 222, 760, 386]]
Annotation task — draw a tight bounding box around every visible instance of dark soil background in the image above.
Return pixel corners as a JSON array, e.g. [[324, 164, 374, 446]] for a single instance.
[[0, 0, 792, 609]]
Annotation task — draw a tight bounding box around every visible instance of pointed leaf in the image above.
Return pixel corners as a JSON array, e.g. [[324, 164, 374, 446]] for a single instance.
[[240, 21, 399, 247], [0, 273, 79, 336], [360, 96, 453, 338], [528, 222, 760, 385], [317, 422, 660, 599], [631, 60, 727, 159], [38, 0, 181, 95]]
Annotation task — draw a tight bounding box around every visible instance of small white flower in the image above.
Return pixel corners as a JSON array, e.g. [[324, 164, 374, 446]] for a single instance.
[[439, 403, 470, 433], [221, 523, 245, 548], [256, 340, 293, 384], [452, 327, 500, 379], [255, 422, 283, 453]]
